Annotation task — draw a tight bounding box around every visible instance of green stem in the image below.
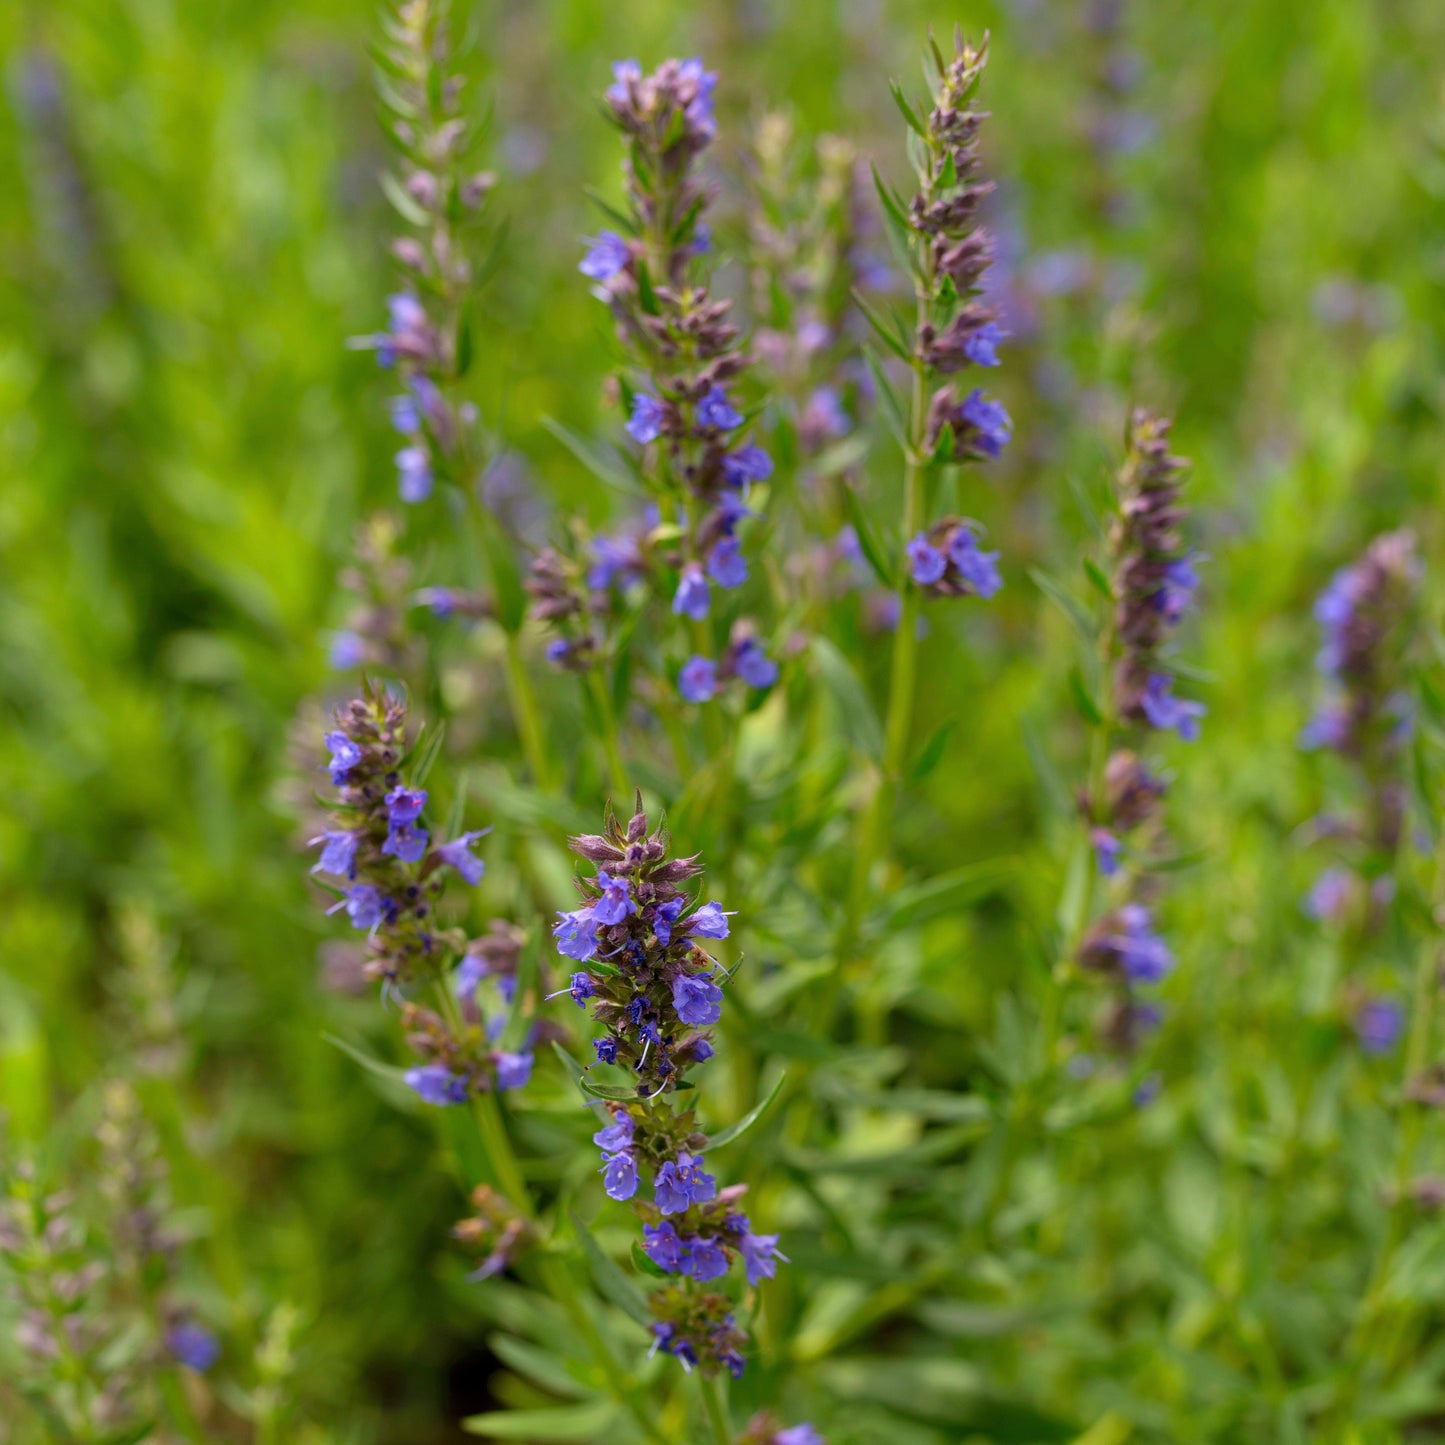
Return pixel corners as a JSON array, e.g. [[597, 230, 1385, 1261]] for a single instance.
[[700, 1373, 732, 1445], [587, 668, 631, 801], [503, 632, 558, 793]]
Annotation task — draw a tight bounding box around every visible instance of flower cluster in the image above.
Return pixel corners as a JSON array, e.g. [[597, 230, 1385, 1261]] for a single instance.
[[1299, 532, 1419, 1042], [1110, 410, 1203, 739], [311, 686, 533, 1103], [884, 34, 1012, 597], [353, 0, 494, 504], [451, 1184, 532, 1281], [1302, 530, 1418, 777], [537, 58, 779, 702], [553, 804, 784, 1376], [1073, 414, 1203, 1061]]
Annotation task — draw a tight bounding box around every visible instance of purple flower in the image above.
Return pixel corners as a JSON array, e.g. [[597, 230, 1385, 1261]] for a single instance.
[[653, 898, 685, 947], [682, 1235, 729, 1282], [1113, 904, 1173, 984], [405, 1065, 470, 1106], [454, 954, 487, 998], [594, 1037, 618, 1064], [434, 831, 488, 885], [1306, 867, 1354, 923], [579, 230, 631, 280], [601, 1150, 639, 1201], [339, 884, 387, 931], [390, 393, 421, 433], [723, 444, 773, 488], [707, 538, 749, 588], [643, 1221, 685, 1272], [382, 822, 429, 864], [680, 656, 717, 704], [325, 731, 363, 785], [311, 830, 360, 880], [588, 531, 646, 591], [1091, 828, 1120, 878], [1301, 707, 1348, 751], [1356, 997, 1405, 1054], [963, 320, 1004, 367], [627, 393, 666, 444], [386, 787, 427, 824], [673, 972, 724, 1027], [673, 564, 710, 620], [907, 535, 947, 586], [495, 1051, 533, 1091], [732, 638, 778, 690], [775, 1427, 825, 1445], [593, 1112, 634, 1154], [593, 871, 636, 925], [740, 1232, 786, 1285], [948, 529, 1003, 598], [1155, 555, 1199, 626], [554, 907, 600, 962], [654, 1152, 716, 1215], [1141, 673, 1206, 741], [803, 386, 850, 440], [686, 901, 732, 939], [396, 445, 434, 503], [328, 630, 367, 669], [1133, 1072, 1162, 1108], [697, 386, 743, 431], [606, 59, 641, 105], [960, 390, 1012, 457], [569, 972, 597, 1006], [167, 1322, 220, 1373]]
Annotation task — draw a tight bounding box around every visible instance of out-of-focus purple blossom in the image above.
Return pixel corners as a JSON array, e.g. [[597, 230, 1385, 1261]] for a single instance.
[[707, 538, 749, 588], [963, 320, 1004, 366], [405, 1065, 470, 1105], [1356, 997, 1405, 1054], [740, 1232, 786, 1285], [628, 393, 667, 444], [907, 536, 947, 586], [697, 386, 742, 431], [1141, 673, 1205, 741], [396, 445, 433, 503], [1306, 867, 1354, 923], [167, 1322, 220, 1373], [328, 630, 368, 670], [673, 564, 710, 620], [580, 230, 631, 280], [947, 529, 1003, 598], [680, 656, 717, 703], [731, 638, 778, 690], [495, 1051, 533, 1091], [1091, 828, 1120, 877], [434, 831, 489, 886], [959, 390, 1012, 457], [723, 443, 773, 488]]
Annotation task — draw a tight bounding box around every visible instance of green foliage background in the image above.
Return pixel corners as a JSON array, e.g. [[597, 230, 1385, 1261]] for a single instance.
[[2, 0, 1445, 1441]]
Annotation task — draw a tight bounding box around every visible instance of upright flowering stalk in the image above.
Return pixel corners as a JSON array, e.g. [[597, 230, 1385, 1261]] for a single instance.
[[842, 33, 1010, 964], [311, 685, 535, 1108], [1070, 413, 1201, 1066], [538, 58, 780, 711], [1300, 530, 1419, 1047], [552, 803, 785, 1380], [354, 0, 494, 508]]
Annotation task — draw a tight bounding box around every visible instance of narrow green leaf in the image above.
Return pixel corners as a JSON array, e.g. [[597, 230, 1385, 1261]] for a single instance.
[[852, 289, 911, 364], [1030, 568, 1095, 642], [839, 482, 897, 590], [707, 1071, 787, 1150], [407, 719, 448, 786], [463, 1401, 618, 1439], [1083, 558, 1113, 598], [1069, 667, 1103, 726], [380, 169, 429, 226], [870, 162, 914, 237], [861, 347, 909, 448], [811, 637, 884, 762], [631, 1240, 669, 1278], [889, 80, 927, 137], [578, 1076, 640, 1102], [568, 1211, 653, 1329], [874, 859, 1016, 933], [323, 1032, 409, 1086], [541, 417, 641, 495], [908, 719, 957, 784]]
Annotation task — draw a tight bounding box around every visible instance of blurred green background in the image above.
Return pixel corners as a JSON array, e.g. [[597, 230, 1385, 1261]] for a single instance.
[[2, 0, 1444, 1439]]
